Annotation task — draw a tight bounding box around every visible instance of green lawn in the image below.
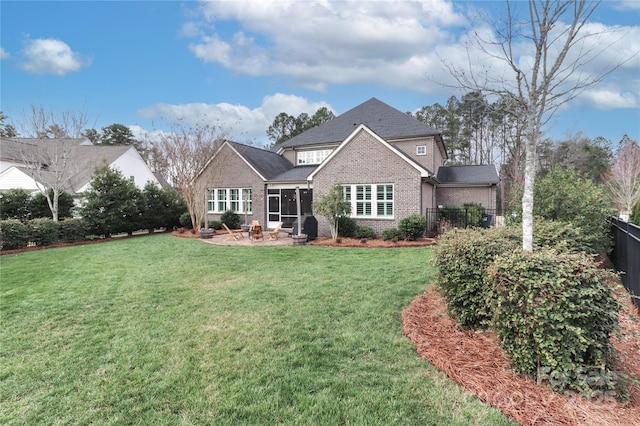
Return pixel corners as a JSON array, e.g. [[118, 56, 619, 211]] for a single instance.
[[0, 234, 515, 425]]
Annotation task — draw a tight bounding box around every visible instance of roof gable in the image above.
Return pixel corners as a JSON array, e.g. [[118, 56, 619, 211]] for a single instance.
[[279, 98, 440, 149], [309, 124, 432, 180], [200, 141, 294, 181]]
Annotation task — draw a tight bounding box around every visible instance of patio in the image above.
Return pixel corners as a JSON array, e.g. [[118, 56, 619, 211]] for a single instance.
[[200, 230, 294, 246]]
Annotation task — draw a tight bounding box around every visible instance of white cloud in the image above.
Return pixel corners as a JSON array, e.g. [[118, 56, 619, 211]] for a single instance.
[[19, 38, 89, 75], [186, 0, 638, 112], [608, 1, 640, 11], [136, 93, 333, 144], [0, 48, 9, 60], [188, 0, 466, 93]]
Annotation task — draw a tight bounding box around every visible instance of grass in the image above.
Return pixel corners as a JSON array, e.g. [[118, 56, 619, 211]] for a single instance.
[[0, 234, 515, 425]]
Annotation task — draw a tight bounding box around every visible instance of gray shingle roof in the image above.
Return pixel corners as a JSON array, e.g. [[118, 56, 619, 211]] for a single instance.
[[1, 137, 136, 194], [227, 141, 293, 180], [436, 165, 499, 184], [279, 98, 440, 149], [271, 165, 317, 182]]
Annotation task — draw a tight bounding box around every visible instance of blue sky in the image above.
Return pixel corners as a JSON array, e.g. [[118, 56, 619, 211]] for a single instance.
[[1, 0, 639, 153]]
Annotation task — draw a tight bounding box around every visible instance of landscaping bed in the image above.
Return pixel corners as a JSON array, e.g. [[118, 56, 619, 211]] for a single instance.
[[403, 285, 640, 426]]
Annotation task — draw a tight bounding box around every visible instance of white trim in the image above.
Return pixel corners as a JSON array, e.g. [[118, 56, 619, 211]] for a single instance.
[[207, 187, 252, 214], [416, 145, 427, 156], [343, 183, 394, 219], [196, 140, 268, 183], [308, 124, 431, 181]]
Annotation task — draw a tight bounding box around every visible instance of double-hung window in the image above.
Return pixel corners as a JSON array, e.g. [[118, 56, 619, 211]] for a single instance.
[[208, 188, 252, 213], [297, 149, 332, 165], [342, 184, 393, 219]]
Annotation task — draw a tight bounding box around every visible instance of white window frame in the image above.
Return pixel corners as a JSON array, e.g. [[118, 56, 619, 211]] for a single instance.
[[208, 188, 252, 214], [296, 149, 333, 165], [342, 184, 394, 219], [416, 145, 427, 156]]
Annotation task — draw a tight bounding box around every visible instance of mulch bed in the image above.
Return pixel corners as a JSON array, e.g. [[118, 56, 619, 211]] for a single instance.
[[402, 285, 640, 426], [307, 236, 438, 248]]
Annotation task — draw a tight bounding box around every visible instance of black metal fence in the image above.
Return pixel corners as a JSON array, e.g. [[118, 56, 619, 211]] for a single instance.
[[425, 208, 505, 235], [608, 216, 640, 311]]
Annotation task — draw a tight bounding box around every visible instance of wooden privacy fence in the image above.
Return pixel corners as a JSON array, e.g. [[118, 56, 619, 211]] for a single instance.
[[608, 216, 640, 311]]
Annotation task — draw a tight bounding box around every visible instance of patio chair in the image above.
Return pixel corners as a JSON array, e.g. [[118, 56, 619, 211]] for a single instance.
[[223, 223, 243, 241], [268, 222, 283, 240]]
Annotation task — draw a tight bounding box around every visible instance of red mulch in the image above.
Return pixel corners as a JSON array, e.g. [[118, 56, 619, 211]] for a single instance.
[[308, 236, 438, 248], [402, 285, 640, 426]]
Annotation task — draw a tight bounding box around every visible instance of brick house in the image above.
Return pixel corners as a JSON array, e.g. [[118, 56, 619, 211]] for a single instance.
[[198, 98, 498, 237]]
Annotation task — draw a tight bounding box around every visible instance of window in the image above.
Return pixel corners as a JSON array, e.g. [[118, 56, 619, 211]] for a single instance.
[[416, 145, 427, 156], [208, 188, 252, 213], [342, 184, 393, 218], [297, 149, 332, 165]]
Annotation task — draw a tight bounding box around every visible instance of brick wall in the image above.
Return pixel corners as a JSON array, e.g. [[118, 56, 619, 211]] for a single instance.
[[437, 186, 497, 209], [391, 136, 439, 171], [312, 129, 425, 236], [197, 144, 266, 225]]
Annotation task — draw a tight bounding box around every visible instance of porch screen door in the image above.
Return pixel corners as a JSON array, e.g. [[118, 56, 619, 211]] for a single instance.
[[267, 193, 280, 228]]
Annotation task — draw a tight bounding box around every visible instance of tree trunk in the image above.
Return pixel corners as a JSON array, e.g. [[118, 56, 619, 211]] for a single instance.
[[522, 109, 538, 252]]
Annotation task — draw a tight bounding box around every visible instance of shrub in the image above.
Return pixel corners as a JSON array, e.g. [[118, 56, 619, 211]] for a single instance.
[[354, 225, 376, 239], [433, 227, 519, 329], [0, 189, 32, 222], [220, 210, 240, 229], [487, 249, 622, 395], [208, 220, 223, 230], [179, 212, 193, 229], [28, 218, 58, 246], [381, 227, 402, 241], [59, 218, 88, 243], [81, 165, 141, 237], [510, 168, 611, 253], [0, 219, 29, 250], [532, 218, 596, 254], [398, 214, 427, 241], [30, 190, 75, 220], [337, 216, 357, 238], [440, 203, 485, 228]]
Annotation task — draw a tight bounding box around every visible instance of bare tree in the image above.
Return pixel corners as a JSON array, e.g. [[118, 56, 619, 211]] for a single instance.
[[154, 124, 224, 231], [14, 105, 92, 221], [441, 1, 634, 250], [603, 136, 640, 213]]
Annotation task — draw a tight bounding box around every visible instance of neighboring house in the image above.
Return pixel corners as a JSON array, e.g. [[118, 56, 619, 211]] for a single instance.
[[197, 98, 499, 237], [0, 137, 159, 196]]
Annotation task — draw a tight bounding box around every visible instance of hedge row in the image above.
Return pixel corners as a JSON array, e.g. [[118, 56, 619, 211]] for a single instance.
[[0, 218, 89, 250], [433, 220, 625, 397]]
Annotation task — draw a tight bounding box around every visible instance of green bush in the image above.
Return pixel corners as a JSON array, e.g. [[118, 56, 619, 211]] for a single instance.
[[28, 218, 58, 246], [381, 227, 402, 241], [220, 210, 240, 229], [354, 225, 376, 239], [532, 218, 597, 254], [0, 189, 32, 222], [208, 220, 223, 230], [179, 212, 193, 229], [30, 190, 75, 220], [510, 168, 611, 253], [631, 198, 640, 226], [59, 218, 88, 243], [398, 214, 427, 241], [487, 249, 622, 395], [433, 227, 519, 328], [337, 216, 357, 238], [440, 203, 485, 228], [0, 219, 29, 250]]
